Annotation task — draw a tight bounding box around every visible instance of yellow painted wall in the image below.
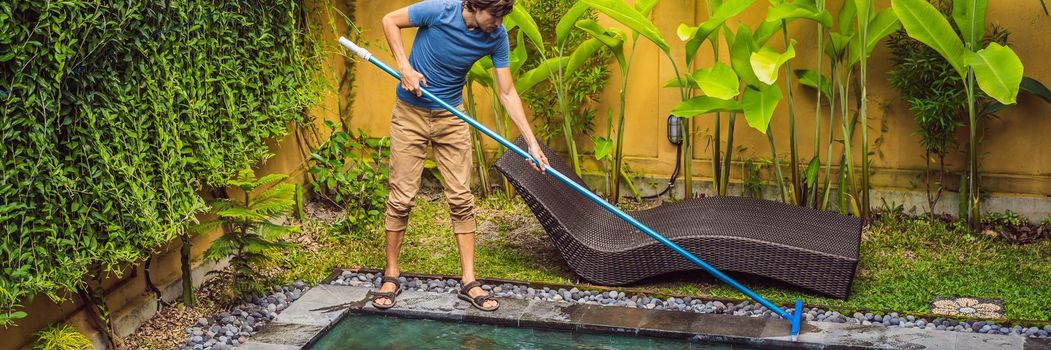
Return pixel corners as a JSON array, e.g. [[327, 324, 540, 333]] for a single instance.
[[348, 0, 1051, 197]]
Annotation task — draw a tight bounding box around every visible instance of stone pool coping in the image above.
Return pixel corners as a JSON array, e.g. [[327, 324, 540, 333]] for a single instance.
[[333, 268, 1050, 327], [240, 283, 1050, 350]]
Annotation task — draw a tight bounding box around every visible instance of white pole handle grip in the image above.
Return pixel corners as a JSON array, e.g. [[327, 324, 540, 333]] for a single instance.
[[338, 36, 372, 61]]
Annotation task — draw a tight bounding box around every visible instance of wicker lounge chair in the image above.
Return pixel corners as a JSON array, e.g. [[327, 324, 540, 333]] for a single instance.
[[495, 137, 863, 299]]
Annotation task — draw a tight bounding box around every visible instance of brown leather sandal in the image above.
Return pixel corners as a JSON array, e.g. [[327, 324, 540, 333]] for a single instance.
[[457, 280, 499, 311], [368, 276, 402, 310]]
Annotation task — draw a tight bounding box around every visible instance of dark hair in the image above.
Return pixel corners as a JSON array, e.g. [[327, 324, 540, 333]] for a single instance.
[[463, 0, 514, 17]]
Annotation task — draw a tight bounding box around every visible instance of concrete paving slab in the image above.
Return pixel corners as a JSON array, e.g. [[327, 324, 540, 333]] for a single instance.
[[238, 341, 300, 350], [248, 322, 325, 347]]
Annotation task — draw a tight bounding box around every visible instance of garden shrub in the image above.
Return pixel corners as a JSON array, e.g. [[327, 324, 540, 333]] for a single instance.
[[308, 121, 389, 233], [0, 0, 321, 322], [192, 169, 299, 298]]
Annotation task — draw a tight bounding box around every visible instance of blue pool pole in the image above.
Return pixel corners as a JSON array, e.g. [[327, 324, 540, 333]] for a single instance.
[[339, 37, 805, 341]]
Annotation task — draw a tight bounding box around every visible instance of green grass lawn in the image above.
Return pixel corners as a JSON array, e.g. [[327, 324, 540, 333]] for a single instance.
[[277, 194, 1051, 321]]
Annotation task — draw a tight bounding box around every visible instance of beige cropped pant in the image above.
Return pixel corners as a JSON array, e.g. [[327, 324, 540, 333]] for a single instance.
[[383, 99, 476, 234]]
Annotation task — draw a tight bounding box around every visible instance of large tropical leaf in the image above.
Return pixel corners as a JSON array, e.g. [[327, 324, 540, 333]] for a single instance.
[[556, 1, 591, 48], [576, 19, 627, 68], [693, 63, 740, 100], [838, 0, 858, 35], [848, 9, 900, 65], [964, 43, 1023, 105], [681, 0, 756, 65], [510, 31, 529, 74], [671, 96, 743, 117], [566, 39, 606, 78], [952, 0, 987, 49], [582, 0, 670, 53], [577, 19, 623, 49], [742, 85, 783, 133], [468, 60, 494, 87], [516, 57, 565, 92], [891, 0, 967, 77], [854, 0, 872, 22], [677, 23, 695, 41], [1020, 76, 1051, 103], [826, 32, 854, 60], [730, 26, 760, 87], [981, 77, 1051, 116], [752, 19, 783, 46], [750, 40, 797, 85], [662, 74, 699, 88], [636, 0, 659, 16], [687, 0, 756, 43], [806, 155, 821, 188], [765, 3, 833, 28], [794, 69, 833, 98], [681, 24, 707, 68], [593, 137, 614, 160], [505, 4, 545, 54]]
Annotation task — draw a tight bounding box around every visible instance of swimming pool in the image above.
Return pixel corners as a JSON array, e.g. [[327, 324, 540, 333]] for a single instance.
[[309, 313, 750, 349]]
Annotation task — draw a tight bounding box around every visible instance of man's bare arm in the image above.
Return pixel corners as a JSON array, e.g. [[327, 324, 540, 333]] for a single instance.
[[494, 67, 549, 171], [381, 7, 427, 96]]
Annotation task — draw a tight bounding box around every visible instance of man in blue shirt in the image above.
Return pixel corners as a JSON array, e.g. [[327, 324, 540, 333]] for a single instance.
[[372, 0, 549, 311]]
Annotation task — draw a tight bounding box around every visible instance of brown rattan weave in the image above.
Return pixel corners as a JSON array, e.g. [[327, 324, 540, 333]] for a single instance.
[[495, 137, 862, 299]]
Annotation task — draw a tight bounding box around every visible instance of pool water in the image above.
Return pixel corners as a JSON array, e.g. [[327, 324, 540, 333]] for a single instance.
[[310, 313, 750, 349]]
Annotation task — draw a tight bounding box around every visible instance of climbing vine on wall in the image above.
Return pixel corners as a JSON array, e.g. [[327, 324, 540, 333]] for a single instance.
[[0, 0, 323, 325]]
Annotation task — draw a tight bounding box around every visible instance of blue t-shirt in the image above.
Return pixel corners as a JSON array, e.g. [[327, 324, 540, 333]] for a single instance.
[[397, 0, 510, 109]]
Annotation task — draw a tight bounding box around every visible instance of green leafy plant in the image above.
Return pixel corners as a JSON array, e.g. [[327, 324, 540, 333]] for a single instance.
[[308, 121, 390, 230], [892, 0, 1025, 229], [670, 0, 835, 204], [887, 0, 1011, 220], [304, 122, 389, 236], [514, 0, 613, 179], [573, 2, 643, 203], [573, 0, 720, 199], [765, 0, 842, 207], [192, 169, 299, 298], [743, 157, 766, 199], [675, 2, 764, 197], [32, 324, 92, 350], [981, 210, 1027, 231], [794, 0, 901, 217]]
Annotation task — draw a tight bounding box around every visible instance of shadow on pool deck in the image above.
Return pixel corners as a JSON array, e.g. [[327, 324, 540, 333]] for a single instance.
[[240, 271, 1050, 350]]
